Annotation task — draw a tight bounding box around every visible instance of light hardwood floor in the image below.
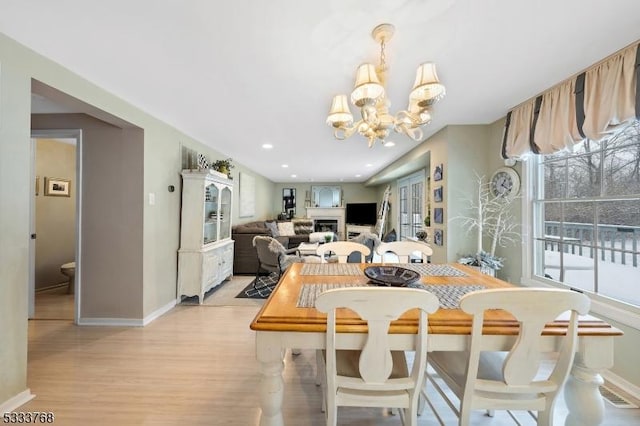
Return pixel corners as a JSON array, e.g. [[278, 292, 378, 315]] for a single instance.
[[24, 277, 639, 425]]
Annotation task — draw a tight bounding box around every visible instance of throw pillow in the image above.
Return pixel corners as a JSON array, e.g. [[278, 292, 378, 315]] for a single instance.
[[293, 219, 314, 235], [265, 221, 279, 237], [277, 221, 296, 237], [382, 228, 397, 242]]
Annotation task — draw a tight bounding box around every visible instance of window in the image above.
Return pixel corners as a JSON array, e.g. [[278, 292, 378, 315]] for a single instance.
[[531, 120, 640, 308]]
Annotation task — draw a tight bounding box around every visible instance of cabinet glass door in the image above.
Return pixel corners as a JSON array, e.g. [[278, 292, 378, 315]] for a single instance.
[[219, 186, 232, 240], [204, 183, 219, 244]]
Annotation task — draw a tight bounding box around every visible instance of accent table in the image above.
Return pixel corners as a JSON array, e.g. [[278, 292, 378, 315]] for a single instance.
[[250, 263, 623, 426]]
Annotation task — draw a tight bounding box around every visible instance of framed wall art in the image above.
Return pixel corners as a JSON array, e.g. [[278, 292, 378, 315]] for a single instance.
[[434, 207, 443, 224], [239, 172, 256, 217], [282, 188, 296, 219], [433, 186, 443, 203], [433, 163, 443, 181], [433, 229, 444, 246], [44, 177, 71, 197]]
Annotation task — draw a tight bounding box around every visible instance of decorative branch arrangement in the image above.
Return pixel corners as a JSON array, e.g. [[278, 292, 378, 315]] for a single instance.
[[451, 174, 520, 270]]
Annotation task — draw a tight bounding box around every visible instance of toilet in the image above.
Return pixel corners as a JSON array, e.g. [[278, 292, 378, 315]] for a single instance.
[[60, 262, 76, 294]]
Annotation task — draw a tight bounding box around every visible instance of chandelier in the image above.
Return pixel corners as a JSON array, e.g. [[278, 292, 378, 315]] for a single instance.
[[326, 23, 446, 148]]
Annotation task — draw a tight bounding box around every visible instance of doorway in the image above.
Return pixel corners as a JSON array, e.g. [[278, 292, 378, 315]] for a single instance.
[[29, 129, 82, 322]]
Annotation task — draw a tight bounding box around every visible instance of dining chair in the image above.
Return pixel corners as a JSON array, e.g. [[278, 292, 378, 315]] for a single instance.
[[316, 241, 371, 263], [315, 287, 440, 426], [376, 240, 433, 263], [424, 288, 591, 425]]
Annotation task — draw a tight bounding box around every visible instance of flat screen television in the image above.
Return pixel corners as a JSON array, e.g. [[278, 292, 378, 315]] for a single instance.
[[346, 203, 377, 225]]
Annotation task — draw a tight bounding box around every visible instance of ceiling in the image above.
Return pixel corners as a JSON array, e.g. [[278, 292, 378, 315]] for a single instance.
[[2, 1, 640, 183]]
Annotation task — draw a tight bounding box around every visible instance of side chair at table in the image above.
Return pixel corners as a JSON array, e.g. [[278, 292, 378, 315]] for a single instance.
[[424, 288, 591, 426], [376, 240, 433, 264], [316, 241, 371, 263], [315, 287, 440, 426]]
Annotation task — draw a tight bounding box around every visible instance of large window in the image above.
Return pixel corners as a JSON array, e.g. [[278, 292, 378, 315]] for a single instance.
[[532, 120, 640, 307]]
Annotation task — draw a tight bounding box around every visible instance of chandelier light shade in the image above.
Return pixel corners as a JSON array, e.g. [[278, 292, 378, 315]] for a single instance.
[[351, 63, 385, 107], [411, 62, 446, 108], [327, 23, 446, 148]]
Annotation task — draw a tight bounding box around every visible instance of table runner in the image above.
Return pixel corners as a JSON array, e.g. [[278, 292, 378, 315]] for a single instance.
[[300, 263, 363, 276], [297, 283, 486, 309]]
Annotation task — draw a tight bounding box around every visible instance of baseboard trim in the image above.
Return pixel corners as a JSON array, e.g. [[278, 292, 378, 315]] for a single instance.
[[77, 317, 144, 327], [1, 389, 35, 413], [602, 370, 640, 401], [142, 299, 177, 326], [76, 299, 177, 327]]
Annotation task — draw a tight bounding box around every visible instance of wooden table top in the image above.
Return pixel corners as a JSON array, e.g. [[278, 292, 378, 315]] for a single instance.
[[250, 263, 622, 337]]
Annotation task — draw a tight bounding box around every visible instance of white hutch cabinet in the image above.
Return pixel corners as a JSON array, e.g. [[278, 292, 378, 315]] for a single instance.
[[178, 169, 234, 303]]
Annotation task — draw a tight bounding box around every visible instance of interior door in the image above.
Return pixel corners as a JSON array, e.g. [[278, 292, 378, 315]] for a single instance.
[[397, 170, 425, 241]]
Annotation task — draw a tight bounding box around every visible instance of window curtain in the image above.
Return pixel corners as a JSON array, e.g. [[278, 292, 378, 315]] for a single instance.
[[502, 42, 640, 159]]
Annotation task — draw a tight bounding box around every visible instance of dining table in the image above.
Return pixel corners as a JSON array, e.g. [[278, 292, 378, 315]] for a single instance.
[[250, 262, 623, 426]]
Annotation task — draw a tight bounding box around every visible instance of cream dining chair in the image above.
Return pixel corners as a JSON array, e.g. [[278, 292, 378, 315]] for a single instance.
[[376, 240, 433, 263], [424, 288, 591, 425], [315, 287, 440, 426], [316, 241, 371, 263]]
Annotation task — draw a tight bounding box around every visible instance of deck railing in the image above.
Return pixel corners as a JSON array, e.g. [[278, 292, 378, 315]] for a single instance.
[[544, 221, 640, 267]]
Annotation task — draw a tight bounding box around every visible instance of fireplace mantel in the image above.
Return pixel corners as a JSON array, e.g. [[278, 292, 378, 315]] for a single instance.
[[306, 207, 345, 240]]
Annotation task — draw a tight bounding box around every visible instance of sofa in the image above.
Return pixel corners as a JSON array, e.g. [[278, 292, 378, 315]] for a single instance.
[[232, 219, 319, 275]]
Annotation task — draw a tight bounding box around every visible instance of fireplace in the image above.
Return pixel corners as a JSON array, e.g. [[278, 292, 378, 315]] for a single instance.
[[315, 219, 338, 233], [305, 207, 346, 240]]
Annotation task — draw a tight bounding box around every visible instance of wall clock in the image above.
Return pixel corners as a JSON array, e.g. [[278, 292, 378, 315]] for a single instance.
[[490, 167, 520, 198]]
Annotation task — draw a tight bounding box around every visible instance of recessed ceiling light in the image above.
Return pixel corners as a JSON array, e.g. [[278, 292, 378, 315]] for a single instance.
[[262, 143, 273, 149], [355, 174, 362, 178], [281, 164, 289, 168], [365, 163, 373, 167], [290, 174, 297, 178], [383, 141, 395, 147]]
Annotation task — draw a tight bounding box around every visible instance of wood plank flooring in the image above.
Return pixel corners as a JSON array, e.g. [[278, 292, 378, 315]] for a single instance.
[[23, 277, 639, 425]]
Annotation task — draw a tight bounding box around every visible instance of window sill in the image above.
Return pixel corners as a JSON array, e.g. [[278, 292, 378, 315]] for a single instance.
[[523, 276, 640, 331]]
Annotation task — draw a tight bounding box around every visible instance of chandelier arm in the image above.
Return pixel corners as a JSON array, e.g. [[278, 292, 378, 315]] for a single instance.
[[400, 125, 424, 142], [334, 120, 363, 140]]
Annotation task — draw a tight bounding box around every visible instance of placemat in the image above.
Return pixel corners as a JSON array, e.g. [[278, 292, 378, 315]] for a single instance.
[[296, 283, 486, 309], [396, 264, 468, 277], [300, 263, 363, 276]]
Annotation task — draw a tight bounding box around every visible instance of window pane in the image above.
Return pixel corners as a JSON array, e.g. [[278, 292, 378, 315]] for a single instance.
[[605, 120, 640, 150], [567, 153, 600, 198], [603, 143, 640, 197], [543, 160, 566, 199]]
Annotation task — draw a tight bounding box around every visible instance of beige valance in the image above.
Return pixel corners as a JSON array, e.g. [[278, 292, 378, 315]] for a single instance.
[[502, 42, 640, 159]]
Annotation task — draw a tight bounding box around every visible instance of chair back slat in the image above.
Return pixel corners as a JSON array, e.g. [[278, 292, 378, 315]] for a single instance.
[[376, 241, 433, 263], [316, 287, 439, 386], [317, 241, 371, 263], [461, 288, 590, 389]]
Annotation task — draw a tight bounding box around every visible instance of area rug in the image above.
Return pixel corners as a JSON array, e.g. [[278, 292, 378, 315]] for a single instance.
[[236, 272, 279, 299]]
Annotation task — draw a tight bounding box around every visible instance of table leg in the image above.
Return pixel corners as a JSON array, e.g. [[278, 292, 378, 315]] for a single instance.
[[256, 332, 286, 426], [564, 363, 605, 426]]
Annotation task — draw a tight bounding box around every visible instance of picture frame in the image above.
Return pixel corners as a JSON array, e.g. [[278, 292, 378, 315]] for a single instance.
[[434, 229, 444, 246], [434, 207, 443, 224], [283, 188, 296, 219], [44, 177, 71, 197], [35, 176, 40, 196], [433, 163, 443, 181], [433, 186, 443, 203]]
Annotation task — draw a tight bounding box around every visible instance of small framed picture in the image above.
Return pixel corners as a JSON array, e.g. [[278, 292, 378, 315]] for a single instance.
[[434, 229, 444, 246], [434, 207, 443, 224], [433, 186, 443, 203], [44, 177, 71, 197], [433, 163, 443, 181]]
